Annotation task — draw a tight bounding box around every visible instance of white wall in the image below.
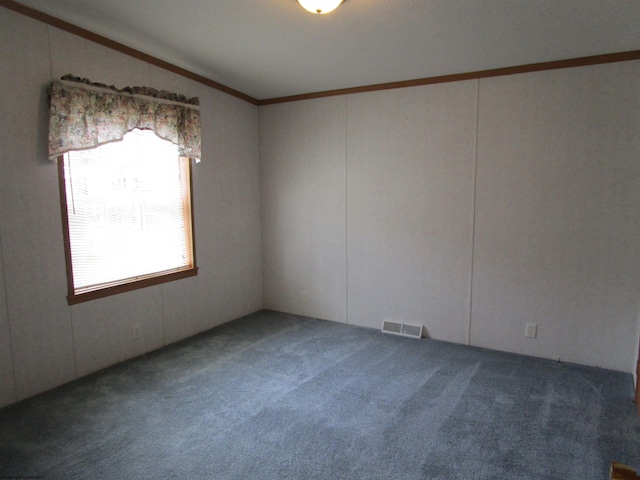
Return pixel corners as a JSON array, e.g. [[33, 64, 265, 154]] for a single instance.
[[0, 10, 76, 406], [346, 82, 477, 343], [260, 61, 640, 373], [260, 97, 347, 322], [0, 8, 263, 407], [472, 63, 640, 369]]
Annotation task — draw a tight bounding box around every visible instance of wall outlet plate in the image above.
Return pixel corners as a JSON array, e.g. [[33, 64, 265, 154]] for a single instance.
[[525, 322, 537, 339]]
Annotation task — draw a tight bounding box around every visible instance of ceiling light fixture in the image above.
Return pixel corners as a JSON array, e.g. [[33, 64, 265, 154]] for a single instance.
[[298, 0, 343, 14]]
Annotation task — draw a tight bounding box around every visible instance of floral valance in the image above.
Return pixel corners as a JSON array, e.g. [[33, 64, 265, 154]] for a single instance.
[[48, 75, 201, 161]]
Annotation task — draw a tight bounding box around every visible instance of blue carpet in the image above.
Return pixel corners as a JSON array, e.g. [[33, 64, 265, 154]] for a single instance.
[[1, 310, 639, 479]]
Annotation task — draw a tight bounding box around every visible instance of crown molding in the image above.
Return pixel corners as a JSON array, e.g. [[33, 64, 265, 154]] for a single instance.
[[259, 50, 640, 105]]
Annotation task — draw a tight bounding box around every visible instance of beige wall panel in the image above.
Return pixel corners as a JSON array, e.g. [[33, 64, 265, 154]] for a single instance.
[[0, 10, 76, 402], [346, 83, 477, 341], [472, 62, 640, 372], [149, 69, 226, 343], [260, 97, 347, 323], [70, 287, 165, 377], [49, 27, 150, 86], [158, 70, 263, 344], [202, 90, 263, 323], [0, 241, 16, 406]]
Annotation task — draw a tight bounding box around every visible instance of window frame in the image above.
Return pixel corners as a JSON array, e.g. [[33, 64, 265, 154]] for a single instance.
[[57, 151, 198, 305]]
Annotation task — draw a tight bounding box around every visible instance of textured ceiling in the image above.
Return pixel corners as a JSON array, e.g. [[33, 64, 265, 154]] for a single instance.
[[10, 0, 640, 101]]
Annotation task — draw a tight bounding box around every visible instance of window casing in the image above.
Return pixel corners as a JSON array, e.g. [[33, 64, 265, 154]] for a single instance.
[[58, 129, 197, 304]]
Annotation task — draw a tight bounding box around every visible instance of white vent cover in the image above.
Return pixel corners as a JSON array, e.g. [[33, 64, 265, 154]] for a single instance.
[[381, 320, 423, 339]]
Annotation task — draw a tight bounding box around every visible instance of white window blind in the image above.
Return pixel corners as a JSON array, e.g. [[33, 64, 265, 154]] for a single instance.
[[63, 129, 193, 293]]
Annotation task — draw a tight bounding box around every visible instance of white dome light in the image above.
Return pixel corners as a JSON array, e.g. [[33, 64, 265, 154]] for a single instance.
[[298, 0, 344, 14]]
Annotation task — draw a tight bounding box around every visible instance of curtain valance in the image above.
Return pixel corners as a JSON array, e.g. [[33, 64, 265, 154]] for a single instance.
[[48, 75, 201, 161]]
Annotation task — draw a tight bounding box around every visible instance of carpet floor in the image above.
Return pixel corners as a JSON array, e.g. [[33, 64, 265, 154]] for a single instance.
[[1, 310, 639, 479]]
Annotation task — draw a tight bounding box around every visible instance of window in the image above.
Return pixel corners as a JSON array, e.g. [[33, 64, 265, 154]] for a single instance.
[[58, 129, 197, 304], [48, 75, 201, 304]]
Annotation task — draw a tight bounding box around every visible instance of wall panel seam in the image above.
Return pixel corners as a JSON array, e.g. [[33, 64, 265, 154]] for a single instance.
[[160, 284, 167, 347], [256, 107, 266, 310], [344, 95, 349, 325], [68, 307, 78, 379], [467, 79, 480, 346], [0, 227, 18, 403]]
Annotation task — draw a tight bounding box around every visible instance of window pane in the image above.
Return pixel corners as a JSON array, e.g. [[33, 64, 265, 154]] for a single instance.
[[64, 129, 193, 292]]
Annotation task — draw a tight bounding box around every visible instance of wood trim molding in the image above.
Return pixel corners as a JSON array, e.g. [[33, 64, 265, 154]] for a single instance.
[[0, 0, 259, 105], [57, 156, 76, 299], [57, 155, 199, 306], [66, 268, 199, 305], [611, 462, 640, 480], [259, 50, 640, 105]]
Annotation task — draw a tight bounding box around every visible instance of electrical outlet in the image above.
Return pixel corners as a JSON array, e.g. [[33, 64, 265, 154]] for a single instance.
[[525, 322, 537, 339], [301, 291, 308, 303], [132, 324, 141, 341]]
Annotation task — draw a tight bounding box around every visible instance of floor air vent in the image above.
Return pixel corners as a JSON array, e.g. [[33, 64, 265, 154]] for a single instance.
[[381, 321, 423, 339]]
